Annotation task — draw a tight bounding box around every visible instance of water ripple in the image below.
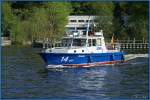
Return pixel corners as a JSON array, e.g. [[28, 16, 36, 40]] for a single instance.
[[1, 46, 148, 99]]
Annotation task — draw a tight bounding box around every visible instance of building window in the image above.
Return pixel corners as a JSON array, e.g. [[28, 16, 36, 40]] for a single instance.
[[70, 20, 76, 22], [77, 27, 86, 30], [68, 27, 75, 30], [78, 20, 84, 22], [86, 20, 92, 22]]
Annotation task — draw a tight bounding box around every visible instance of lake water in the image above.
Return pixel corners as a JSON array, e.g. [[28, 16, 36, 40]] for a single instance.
[[1, 46, 149, 99]]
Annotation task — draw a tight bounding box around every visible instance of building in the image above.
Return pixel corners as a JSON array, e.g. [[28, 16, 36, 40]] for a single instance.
[[65, 15, 97, 35]]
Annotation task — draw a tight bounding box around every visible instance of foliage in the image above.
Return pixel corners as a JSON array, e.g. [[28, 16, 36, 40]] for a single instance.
[[125, 2, 148, 39], [70, 2, 83, 15], [92, 2, 114, 38], [112, 3, 124, 39], [28, 8, 49, 42], [28, 2, 71, 42], [11, 17, 27, 44], [2, 2, 71, 44], [114, 2, 148, 40], [1, 1, 148, 45], [44, 2, 71, 42], [70, 2, 148, 40], [2, 2, 14, 36]]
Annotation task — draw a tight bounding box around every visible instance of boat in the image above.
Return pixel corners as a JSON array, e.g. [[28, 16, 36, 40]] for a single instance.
[[40, 18, 125, 68]]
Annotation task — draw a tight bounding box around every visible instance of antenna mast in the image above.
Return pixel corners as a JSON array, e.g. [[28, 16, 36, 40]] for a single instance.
[[86, 16, 90, 47]]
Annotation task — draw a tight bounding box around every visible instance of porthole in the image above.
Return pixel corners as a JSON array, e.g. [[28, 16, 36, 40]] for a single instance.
[[74, 50, 76, 53], [82, 50, 84, 52]]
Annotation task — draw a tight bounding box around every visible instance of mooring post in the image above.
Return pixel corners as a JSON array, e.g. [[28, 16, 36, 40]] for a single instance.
[[43, 40, 45, 49], [128, 38, 130, 49], [117, 38, 118, 43], [133, 38, 135, 49], [46, 38, 49, 48], [143, 37, 145, 43]]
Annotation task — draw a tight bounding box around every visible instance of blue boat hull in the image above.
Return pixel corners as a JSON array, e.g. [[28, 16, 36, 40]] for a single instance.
[[40, 52, 125, 67]]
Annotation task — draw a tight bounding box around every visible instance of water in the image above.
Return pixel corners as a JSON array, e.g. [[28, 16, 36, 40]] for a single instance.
[[1, 46, 149, 99]]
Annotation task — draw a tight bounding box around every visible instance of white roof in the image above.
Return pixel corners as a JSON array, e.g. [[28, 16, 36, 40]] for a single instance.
[[68, 15, 97, 20]]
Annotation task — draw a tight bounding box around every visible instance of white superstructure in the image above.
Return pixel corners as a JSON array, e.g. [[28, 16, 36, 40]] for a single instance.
[[45, 31, 112, 54], [65, 15, 97, 35], [45, 16, 120, 54]]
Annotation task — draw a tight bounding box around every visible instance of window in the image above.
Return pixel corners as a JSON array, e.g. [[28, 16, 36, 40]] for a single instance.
[[67, 28, 76, 32], [77, 27, 86, 30], [78, 20, 84, 22], [86, 20, 92, 22], [88, 39, 92, 47], [92, 39, 96, 46], [70, 20, 76, 22], [96, 38, 101, 46], [72, 39, 86, 46], [68, 27, 75, 30], [82, 31, 86, 35], [88, 39, 96, 46], [61, 38, 72, 47]]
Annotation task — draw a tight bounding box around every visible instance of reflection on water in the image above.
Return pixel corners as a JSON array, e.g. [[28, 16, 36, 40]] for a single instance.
[[1, 46, 148, 99]]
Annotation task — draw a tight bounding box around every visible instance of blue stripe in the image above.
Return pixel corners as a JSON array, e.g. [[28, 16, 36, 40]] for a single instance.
[[40, 52, 124, 66]]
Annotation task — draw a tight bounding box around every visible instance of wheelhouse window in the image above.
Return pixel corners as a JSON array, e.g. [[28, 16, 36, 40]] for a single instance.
[[61, 38, 86, 47], [92, 39, 96, 46], [61, 38, 72, 47], [72, 39, 86, 46], [96, 38, 101, 46], [88, 39, 96, 46], [88, 39, 92, 47]]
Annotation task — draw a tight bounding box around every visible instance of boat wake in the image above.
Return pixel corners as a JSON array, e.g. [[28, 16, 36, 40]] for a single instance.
[[117, 54, 148, 67], [125, 54, 148, 61], [46, 65, 68, 69]]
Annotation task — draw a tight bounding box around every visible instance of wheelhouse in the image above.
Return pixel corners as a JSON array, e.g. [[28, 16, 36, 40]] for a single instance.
[[61, 37, 103, 48]]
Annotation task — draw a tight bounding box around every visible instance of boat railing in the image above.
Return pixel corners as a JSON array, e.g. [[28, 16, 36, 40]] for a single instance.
[[34, 39, 149, 50], [107, 39, 149, 43], [48, 42, 148, 50]]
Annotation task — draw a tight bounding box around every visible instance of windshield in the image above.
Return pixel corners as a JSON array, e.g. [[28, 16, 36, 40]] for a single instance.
[[61, 38, 72, 47], [61, 38, 86, 47], [72, 39, 86, 46]]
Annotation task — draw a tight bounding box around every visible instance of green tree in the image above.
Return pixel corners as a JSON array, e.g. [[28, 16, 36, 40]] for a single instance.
[[28, 2, 71, 43], [70, 2, 83, 15], [113, 3, 125, 39], [45, 2, 71, 42], [126, 2, 148, 39], [118, 2, 148, 40], [11, 16, 27, 44], [3, 2, 71, 44], [92, 2, 114, 39], [2, 2, 14, 37], [29, 8, 49, 42]]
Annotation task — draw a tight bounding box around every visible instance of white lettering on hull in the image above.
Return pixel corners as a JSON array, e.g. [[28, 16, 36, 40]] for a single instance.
[[61, 56, 69, 62]]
